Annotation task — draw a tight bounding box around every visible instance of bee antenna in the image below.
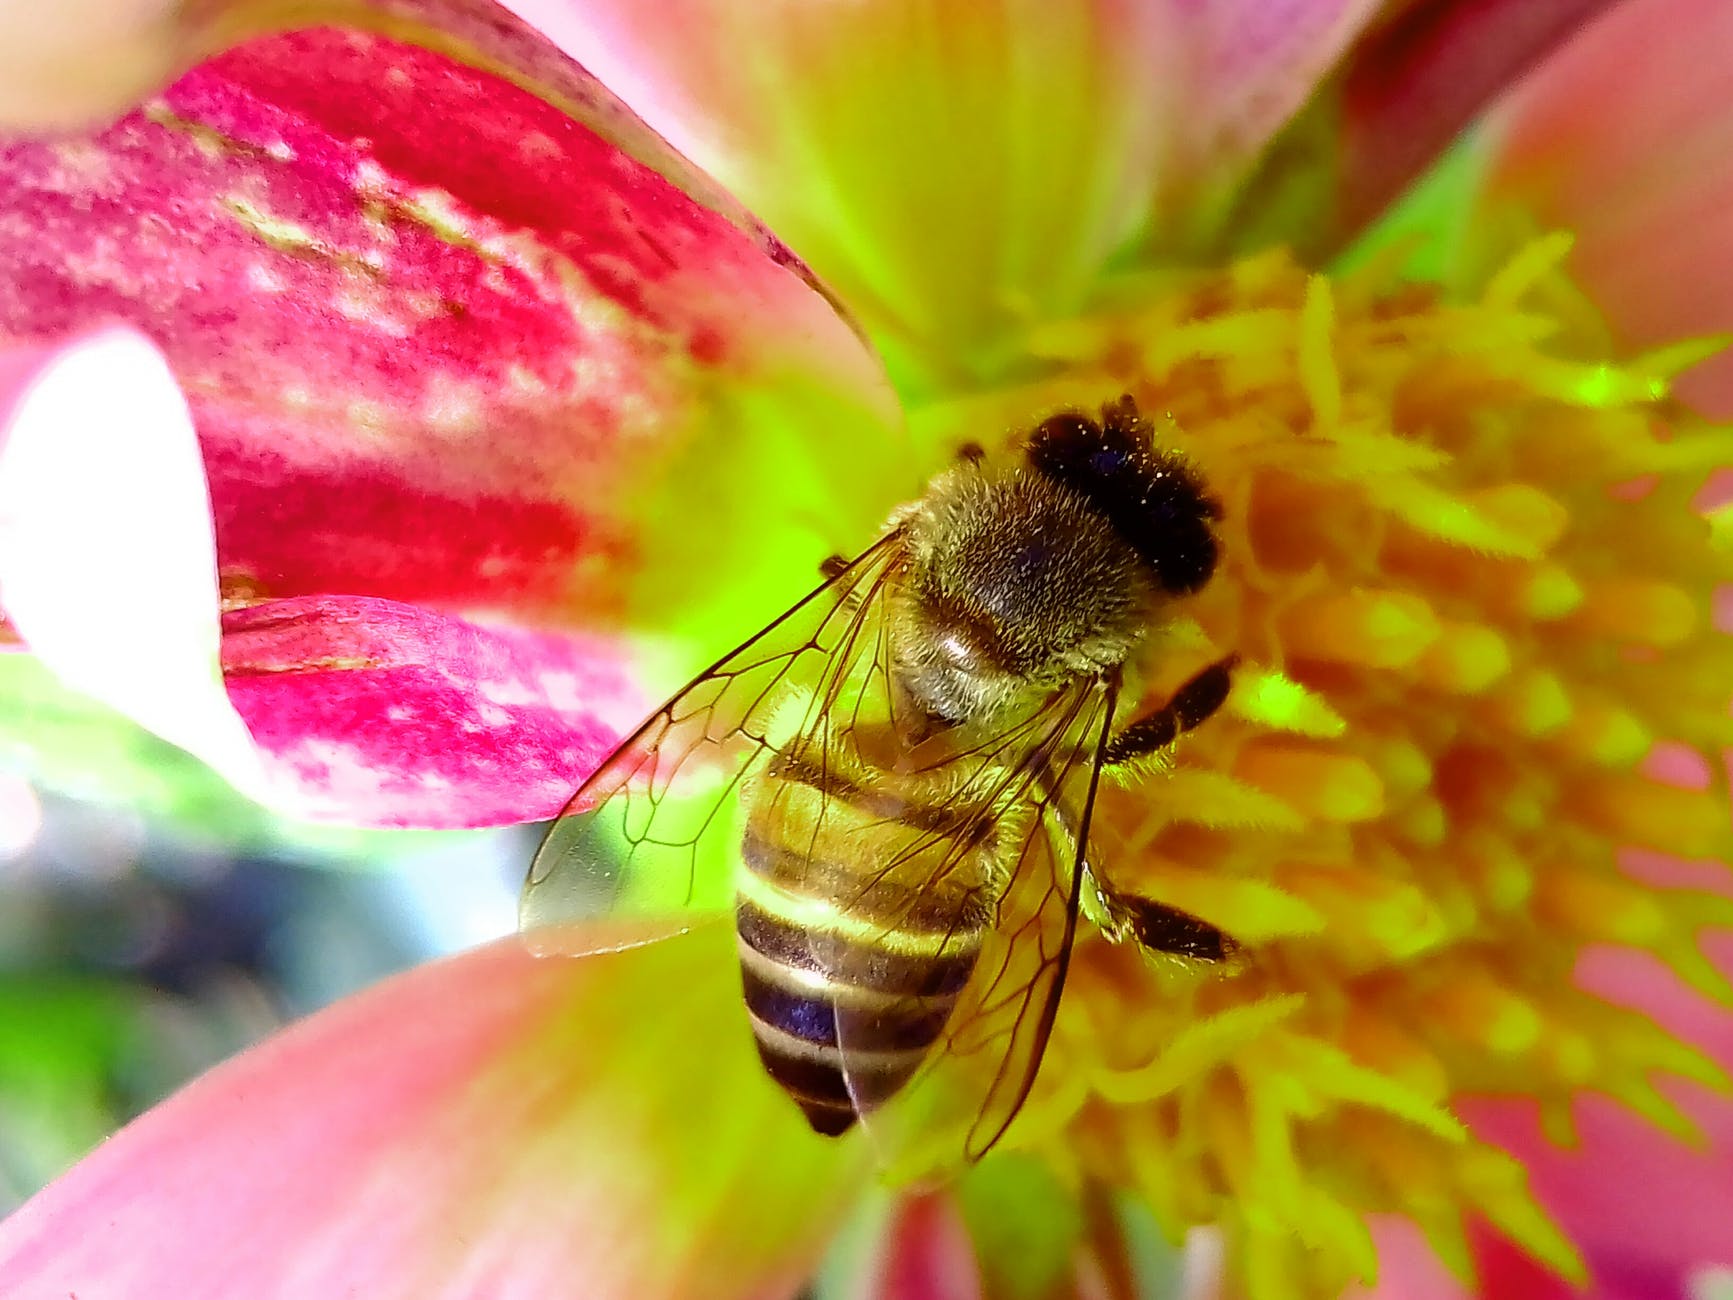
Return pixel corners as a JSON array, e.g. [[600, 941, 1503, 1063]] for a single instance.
[[1098, 394, 1144, 437]]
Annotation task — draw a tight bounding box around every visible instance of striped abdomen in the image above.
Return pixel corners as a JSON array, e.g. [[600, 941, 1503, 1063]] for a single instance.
[[735, 749, 1000, 1136]]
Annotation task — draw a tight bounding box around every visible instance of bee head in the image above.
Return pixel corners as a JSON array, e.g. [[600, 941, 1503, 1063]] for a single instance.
[[1024, 396, 1221, 596]]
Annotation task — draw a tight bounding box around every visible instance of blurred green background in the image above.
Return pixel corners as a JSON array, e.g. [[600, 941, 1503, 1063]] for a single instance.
[[0, 655, 526, 1212]]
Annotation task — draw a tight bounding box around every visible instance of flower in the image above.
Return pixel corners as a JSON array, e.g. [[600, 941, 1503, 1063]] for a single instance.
[[0, 0, 908, 829], [1, 1, 1731, 1298]]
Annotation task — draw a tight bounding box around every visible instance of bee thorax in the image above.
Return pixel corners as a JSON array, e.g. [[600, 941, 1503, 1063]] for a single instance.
[[892, 465, 1157, 724]]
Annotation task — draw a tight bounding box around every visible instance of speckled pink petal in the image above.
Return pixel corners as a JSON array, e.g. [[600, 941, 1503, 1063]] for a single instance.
[[0, 332, 641, 827], [222, 594, 643, 826], [543, 1, 1187, 380], [0, 927, 868, 1300], [0, 9, 902, 644], [1482, 0, 1733, 416]]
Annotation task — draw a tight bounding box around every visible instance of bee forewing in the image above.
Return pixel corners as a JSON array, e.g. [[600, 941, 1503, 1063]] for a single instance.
[[837, 813, 1083, 1175], [519, 534, 906, 955], [519, 751, 740, 952], [521, 914, 723, 958], [832, 683, 1111, 1174]]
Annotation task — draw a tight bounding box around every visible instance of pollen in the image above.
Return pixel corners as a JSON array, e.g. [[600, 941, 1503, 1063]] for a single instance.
[[930, 243, 1733, 1296]]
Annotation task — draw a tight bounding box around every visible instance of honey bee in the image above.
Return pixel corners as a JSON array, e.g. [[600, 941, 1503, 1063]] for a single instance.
[[522, 393, 1239, 1163]]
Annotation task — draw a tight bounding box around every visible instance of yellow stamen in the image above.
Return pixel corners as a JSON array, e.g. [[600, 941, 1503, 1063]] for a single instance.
[[1236, 744, 1386, 823], [908, 237, 1731, 1298], [1279, 589, 1439, 669], [1299, 275, 1342, 432], [1230, 669, 1348, 738]]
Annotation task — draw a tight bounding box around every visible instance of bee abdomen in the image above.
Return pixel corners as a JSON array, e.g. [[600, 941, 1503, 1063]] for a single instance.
[[735, 895, 980, 1136]]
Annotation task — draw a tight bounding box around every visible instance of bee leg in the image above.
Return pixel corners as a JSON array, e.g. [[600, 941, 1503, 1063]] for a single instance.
[[1083, 858, 1234, 960], [1090, 655, 1241, 962], [1096, 888, 1237, 962], [1103, 653, 1237, 767]]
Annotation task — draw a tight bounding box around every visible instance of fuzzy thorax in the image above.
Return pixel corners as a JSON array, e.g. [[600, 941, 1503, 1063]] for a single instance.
[[888, 459, 1164, 725]]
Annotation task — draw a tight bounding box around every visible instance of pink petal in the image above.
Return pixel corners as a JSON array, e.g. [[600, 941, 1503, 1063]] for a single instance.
[[867, 1194, 984, 1300], [222, 594, 643, 826], [1471, 1094, 1733, 1298], [542, 1, 1187, 376], [1354, 1219, 1471, 1300], [1359, 911, 1733, 1298], [0, 13, 902, 636], [1165, 0, 1384, 218], [0, 927, 866, 1299], [0, 330, 273, 804], [1469, 1226, 1582, 1300], [0, 332, 639, 828], [1482, 0, 1733, 416], [1317, 0, 1622, 247], [1465, 938, 1733, 1295]]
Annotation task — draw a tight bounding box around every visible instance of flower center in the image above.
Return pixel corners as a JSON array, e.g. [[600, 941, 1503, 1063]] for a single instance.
[[913, 239, 1733, 1296]]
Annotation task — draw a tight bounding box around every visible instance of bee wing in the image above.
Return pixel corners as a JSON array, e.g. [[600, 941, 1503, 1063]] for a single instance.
[[520, 533, 904, 956], [831, 677, 1116, 1171]]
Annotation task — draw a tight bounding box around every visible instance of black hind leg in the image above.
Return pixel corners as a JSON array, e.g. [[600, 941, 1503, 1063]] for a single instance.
[[1104, 654, 1237, 767], [1092, 654, 1239, 961], [1094, 892, 1238, 961]]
